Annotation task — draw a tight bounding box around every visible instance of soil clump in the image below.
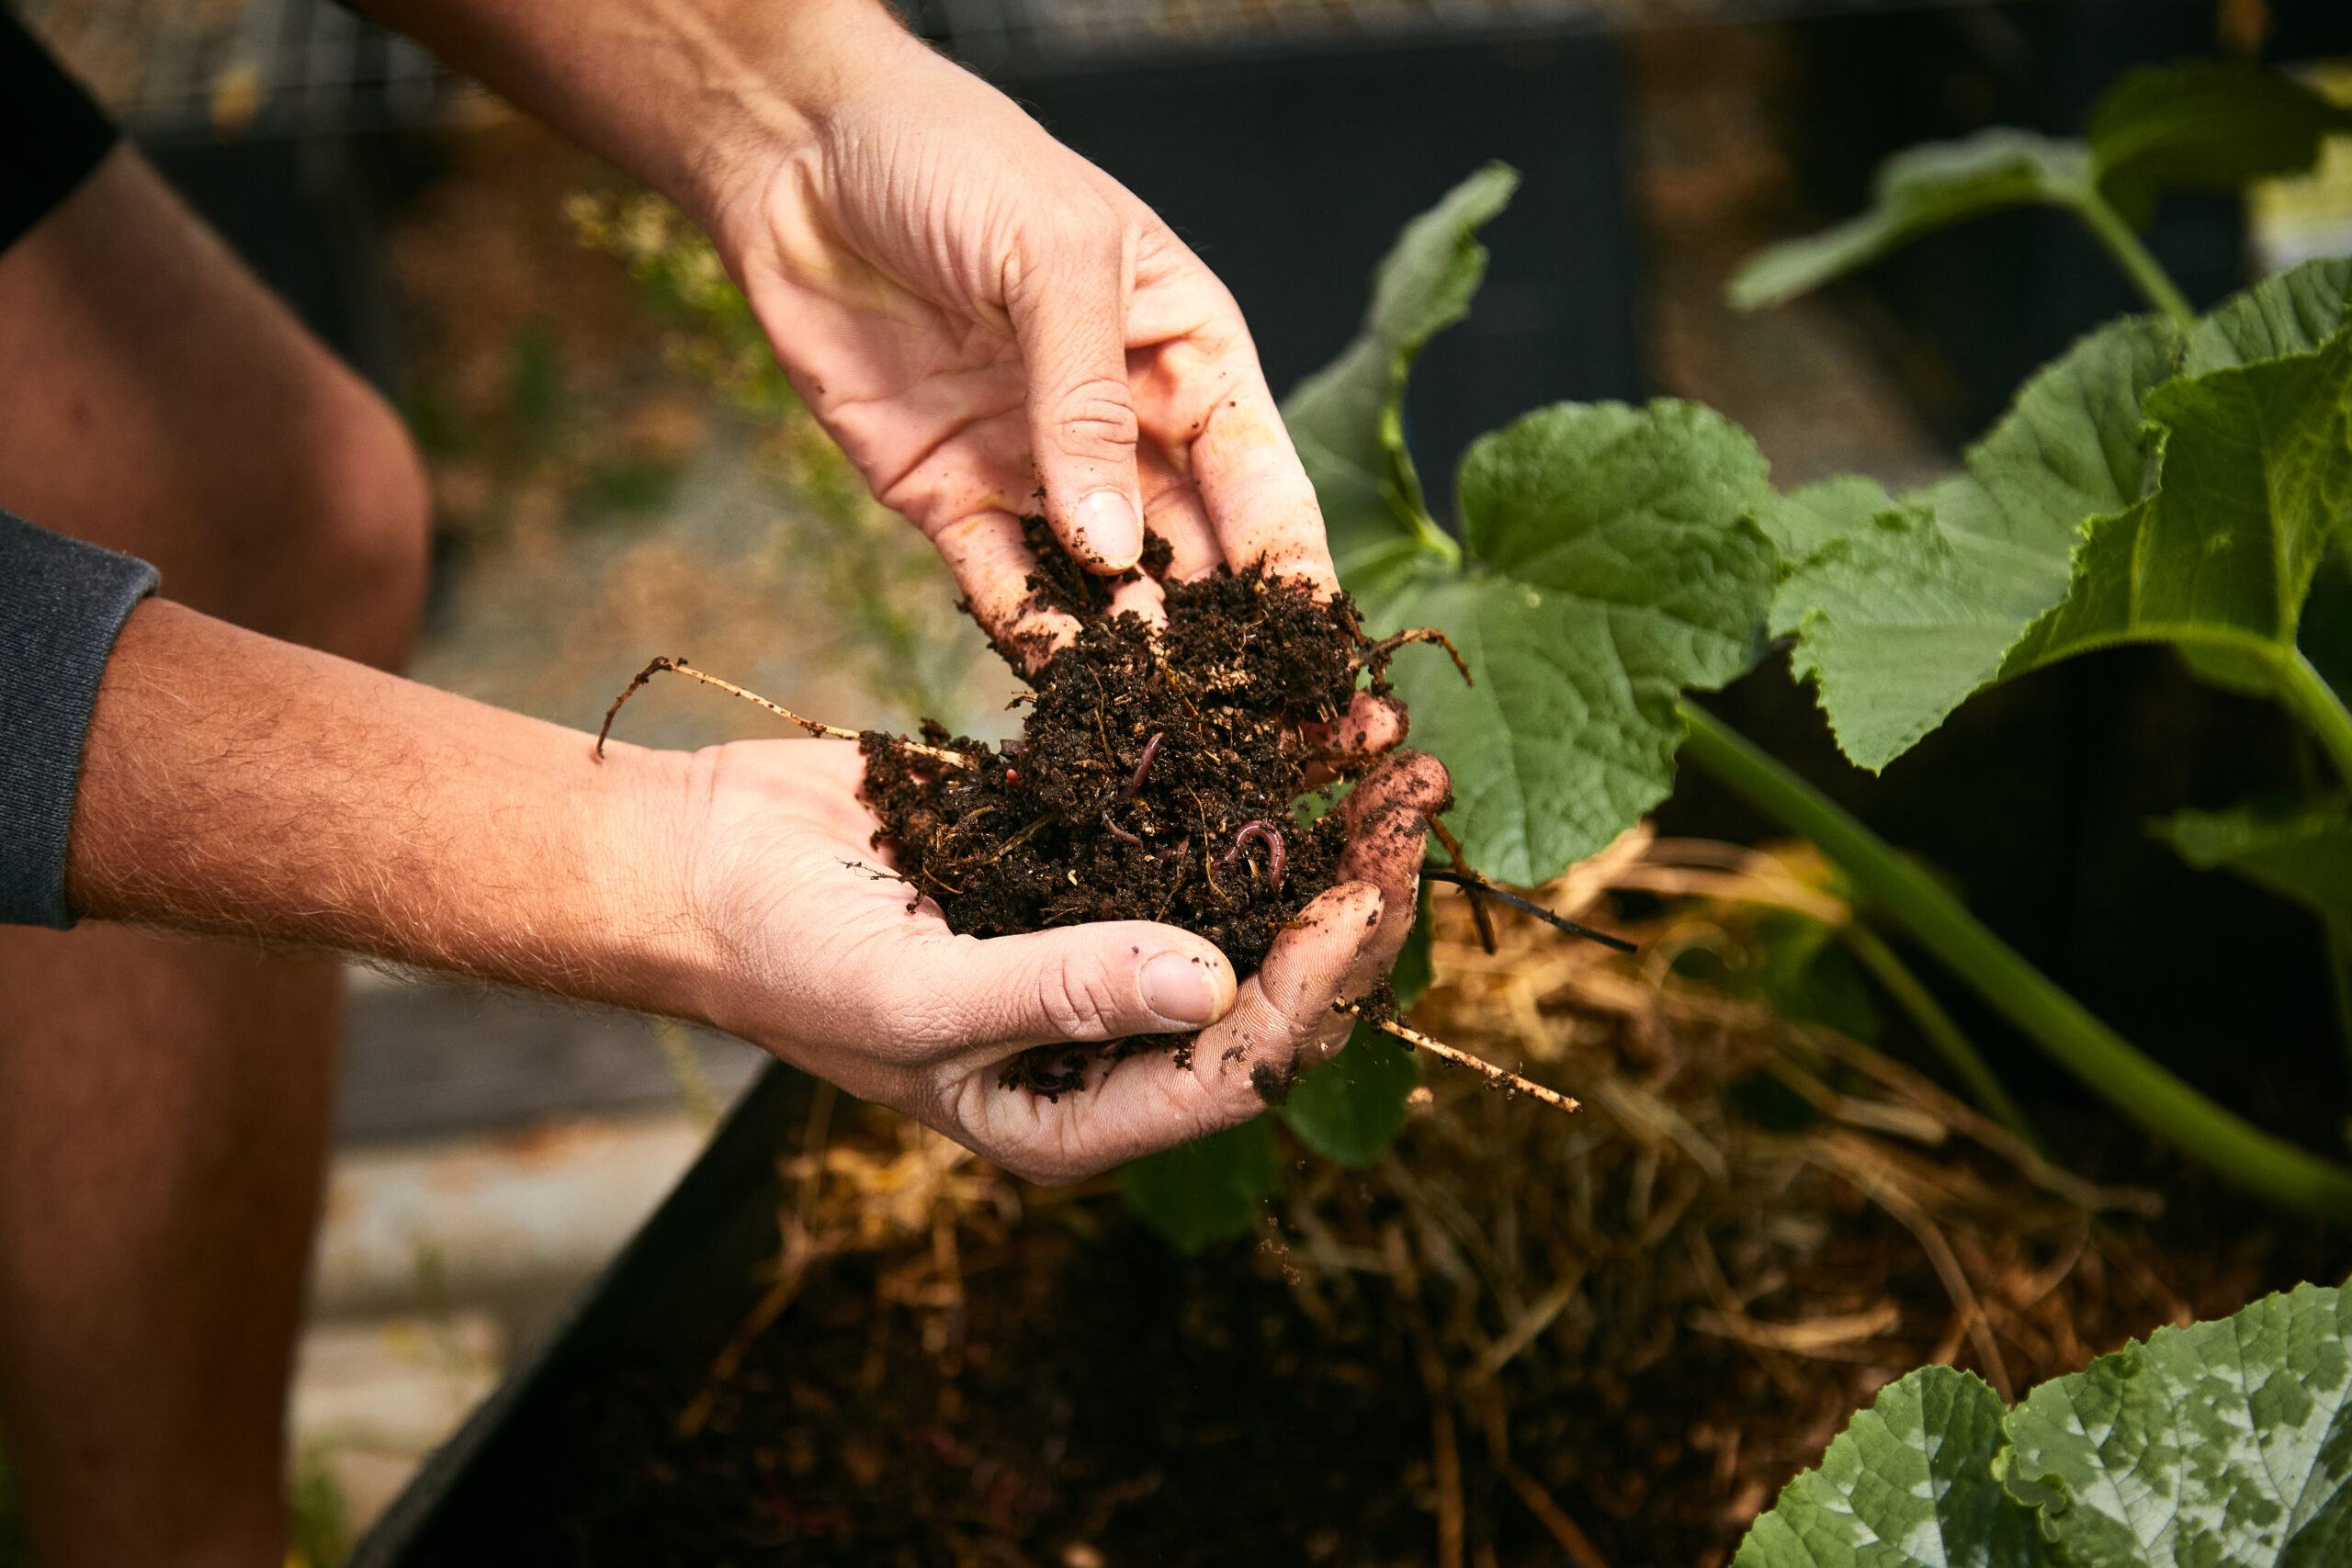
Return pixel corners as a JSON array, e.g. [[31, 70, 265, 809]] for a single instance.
[[861, 526, 1403, 1095]]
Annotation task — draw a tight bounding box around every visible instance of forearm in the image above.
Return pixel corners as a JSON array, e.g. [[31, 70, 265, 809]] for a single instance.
[[66, 599, 715, 1019], [361, 0, 912, 230]]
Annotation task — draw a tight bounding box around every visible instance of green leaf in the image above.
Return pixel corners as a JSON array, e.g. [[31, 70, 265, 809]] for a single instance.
[[1775, 258, 2352, 772], [2186, 254, 2352, 377], [1998, 321, 2352, 690], [1773, 313, 2182, 771], [1734, 1365, 2051, 1568], [1730, 130, 2094, 310], [2090, 60, 2352, 230], [1117, 1115, 1279, 1254], [1357, 400, 1777, 883], [1279, 1022, 1423, 1168], [1761, 474, 1896, 563], [1390, 880, 1435, 1010], [1738, 1287, 2352, 1568], [1996, 1281, 2352, 1566], [1283, 164, 1518, 577]]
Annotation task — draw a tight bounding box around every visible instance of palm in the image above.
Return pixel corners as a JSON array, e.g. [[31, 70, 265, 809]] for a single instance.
[[686, 739, 1442, 1183]]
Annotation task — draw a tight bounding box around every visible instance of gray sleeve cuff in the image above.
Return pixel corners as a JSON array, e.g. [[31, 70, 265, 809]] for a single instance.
[[0, 510, 160, 929]]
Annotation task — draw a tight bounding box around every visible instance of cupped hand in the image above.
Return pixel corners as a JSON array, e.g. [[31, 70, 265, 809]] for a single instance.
[[679, 739, 1447, 1183], [702, 29, 1363, 668]]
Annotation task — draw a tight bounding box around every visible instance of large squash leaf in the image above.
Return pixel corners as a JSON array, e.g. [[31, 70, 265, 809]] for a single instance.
[[1283, 164, 1517, 579], [1770, 313, 2181, 770], [1998, 1282, 2352, 1566], [1286, 175, 1780, 886], [1734, 1365, 2050, 1568], [1738, 1285, 2352, 1568], [1997, 271, 2352, 697], [1775, 258, 2352, 773], [1358, 400, 1777, 883]]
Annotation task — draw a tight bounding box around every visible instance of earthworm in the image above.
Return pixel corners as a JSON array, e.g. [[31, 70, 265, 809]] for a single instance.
[[1101, 811, 1146, 848], [1217, 819, 1286, 891], [1123, 733, 1164, 800]]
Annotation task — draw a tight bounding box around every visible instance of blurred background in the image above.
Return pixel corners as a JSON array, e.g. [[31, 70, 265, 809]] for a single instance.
[[8, 0, 2352, 1551]]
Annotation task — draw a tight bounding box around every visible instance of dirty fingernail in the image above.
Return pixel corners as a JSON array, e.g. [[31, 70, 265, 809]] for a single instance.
[[1071, 490, 1142, 571], [1140, 950, 1218, 1025]]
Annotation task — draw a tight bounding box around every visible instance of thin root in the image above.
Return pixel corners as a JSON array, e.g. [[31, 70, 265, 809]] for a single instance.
[[1337, 1000, 1579, 1115], [1430, 818, 1498, 955], [1420, 868, 1636, 954], [1356, 626, 1473, 685], [595, 658, 976, 768]]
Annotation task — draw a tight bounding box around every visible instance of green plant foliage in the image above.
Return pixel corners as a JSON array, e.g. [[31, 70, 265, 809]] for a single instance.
[[1739, 1284, 2352, 1568], [1735, 1364, 2045, 1568], [1117, 1114, 1279, 1253], [1768, 312, 2177, 770], [1279, 1023, 1423, 1168], [1730, 130, 2094, 311], [1285, 174, 1781, 886], [1732, 62, 2352, 312], [1389, 880, 1435, 1010], [2000, 303, 2352, 701], [1353, 401, 1779, 884], [1998, 1282, 2352, 1565], [1773, 259, 2352, 773], [2090, 60, 2352, 230], [288, 1447, 353, 1568], [1283, 164, 1518, 578]]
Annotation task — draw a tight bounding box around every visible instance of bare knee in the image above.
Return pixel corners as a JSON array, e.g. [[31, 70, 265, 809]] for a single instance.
[[266, 371, 435, 672]]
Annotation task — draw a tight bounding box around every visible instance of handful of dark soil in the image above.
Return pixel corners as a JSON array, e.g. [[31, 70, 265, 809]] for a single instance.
[[859, 526, 1410, 1096]]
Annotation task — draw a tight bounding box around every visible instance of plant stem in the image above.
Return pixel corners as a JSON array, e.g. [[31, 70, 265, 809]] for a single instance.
[[2071, 188, 2197, 328], [1838, 922, 2039, 1149], [2278, 649, 2352, 789], [1677, 700, 2352, 1219]]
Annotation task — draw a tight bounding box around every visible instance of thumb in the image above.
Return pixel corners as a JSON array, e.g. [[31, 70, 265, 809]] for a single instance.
[[917, 921, 1237, 1055], [1007, 213, 1146, 573]]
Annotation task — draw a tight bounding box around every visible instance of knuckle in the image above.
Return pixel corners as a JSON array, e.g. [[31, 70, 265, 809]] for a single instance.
[[1033, 948, 1126, 1041], [1047, 379, 1140, 460]]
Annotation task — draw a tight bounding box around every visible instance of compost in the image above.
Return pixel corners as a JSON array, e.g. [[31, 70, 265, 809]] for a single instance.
[[861, 524, 1422, 1096]]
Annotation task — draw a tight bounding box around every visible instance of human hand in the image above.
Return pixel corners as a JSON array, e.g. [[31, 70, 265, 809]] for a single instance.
[[697, 20, 1363, 661], [679, 739, 1447, 1182]]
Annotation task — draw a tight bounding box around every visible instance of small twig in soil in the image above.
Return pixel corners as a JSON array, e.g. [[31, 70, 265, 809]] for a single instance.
[[1337, 1000, 1580, 1114], [1419, 868, 1636, 954], [975, 810, 1060, 866], [1217, 820, 1287, 891], [1429, 818, 1498, 955], [1354, 626, 1473, 685], [594, 657, 975, 769]]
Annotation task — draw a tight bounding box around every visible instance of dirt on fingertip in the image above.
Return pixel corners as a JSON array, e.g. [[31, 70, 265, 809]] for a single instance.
[[860, 525, 1416, 1098]]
